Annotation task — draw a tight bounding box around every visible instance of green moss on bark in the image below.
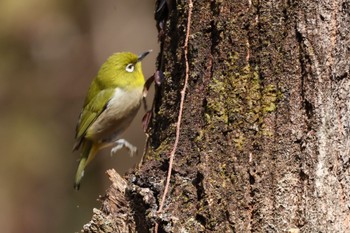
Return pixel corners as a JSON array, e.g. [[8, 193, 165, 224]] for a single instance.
[[205, 54, 279, 149]]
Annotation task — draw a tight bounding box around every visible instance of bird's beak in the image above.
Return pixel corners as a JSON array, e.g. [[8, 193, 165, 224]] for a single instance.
[[138, 50, 152, 62]]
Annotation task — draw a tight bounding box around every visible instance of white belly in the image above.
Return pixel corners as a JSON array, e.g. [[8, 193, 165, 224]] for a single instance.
[[87, 87, 143, 142]]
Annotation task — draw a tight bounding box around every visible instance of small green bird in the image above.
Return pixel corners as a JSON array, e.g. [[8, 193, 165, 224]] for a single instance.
[[73, 51, 151, 190]]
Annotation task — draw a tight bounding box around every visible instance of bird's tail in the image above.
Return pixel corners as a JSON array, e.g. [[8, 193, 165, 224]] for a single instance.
[[74, 141, 98, 190]]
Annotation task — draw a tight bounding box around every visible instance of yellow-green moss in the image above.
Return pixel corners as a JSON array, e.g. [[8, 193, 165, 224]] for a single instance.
[[194, 129, 204, 143], [146, 140, 171, 161], [233, 132, 245, 150], [204, 53, 280, 150]]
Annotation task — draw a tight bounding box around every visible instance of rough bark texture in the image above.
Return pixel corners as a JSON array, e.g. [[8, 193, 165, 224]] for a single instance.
[[82, 170, 136, 233], [82, 0, 350, 232]]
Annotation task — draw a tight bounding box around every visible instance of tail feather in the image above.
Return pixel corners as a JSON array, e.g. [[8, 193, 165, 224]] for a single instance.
[[74, 141, 98, 190]]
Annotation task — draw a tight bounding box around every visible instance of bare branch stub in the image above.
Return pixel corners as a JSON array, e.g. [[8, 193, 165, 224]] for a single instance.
[[81, 170, 136, 233]]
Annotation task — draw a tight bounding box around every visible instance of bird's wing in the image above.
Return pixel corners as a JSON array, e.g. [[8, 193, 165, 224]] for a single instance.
[[73, 88, 115, 150]]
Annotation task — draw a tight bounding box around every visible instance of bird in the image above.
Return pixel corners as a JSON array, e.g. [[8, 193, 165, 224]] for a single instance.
[[73, 50, 151, 190]]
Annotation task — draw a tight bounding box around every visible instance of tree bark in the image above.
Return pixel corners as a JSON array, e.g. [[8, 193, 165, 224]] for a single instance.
[[82, 0, 350, 232]]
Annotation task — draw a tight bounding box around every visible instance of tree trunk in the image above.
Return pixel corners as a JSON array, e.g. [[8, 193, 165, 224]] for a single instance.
[[82, 0, 350, 232]]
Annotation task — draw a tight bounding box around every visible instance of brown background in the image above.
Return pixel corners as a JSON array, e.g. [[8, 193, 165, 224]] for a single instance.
[[0, 0, 157, 232]]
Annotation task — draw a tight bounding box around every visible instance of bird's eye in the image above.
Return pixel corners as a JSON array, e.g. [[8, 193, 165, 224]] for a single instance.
[[125, 63, 134, 72]]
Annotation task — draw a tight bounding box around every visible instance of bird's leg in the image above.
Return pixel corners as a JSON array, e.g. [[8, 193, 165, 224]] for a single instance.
[[110, 139, 137, 157]]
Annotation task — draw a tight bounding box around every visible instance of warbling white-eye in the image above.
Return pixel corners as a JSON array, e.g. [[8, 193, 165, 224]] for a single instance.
[[73, 51, 151, 190]]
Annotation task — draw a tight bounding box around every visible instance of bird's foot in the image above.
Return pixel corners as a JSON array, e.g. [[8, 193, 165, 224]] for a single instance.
[[110, 139, 137, 157]]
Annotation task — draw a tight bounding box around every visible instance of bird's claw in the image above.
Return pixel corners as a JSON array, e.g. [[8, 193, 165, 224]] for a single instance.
[[110, 139, 137, 157]]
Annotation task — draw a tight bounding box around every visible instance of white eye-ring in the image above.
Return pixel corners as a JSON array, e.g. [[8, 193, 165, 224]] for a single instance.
[[125, 63, 134, 72]]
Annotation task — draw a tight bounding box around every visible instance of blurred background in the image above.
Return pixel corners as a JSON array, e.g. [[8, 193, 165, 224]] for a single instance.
[[0, 0, 158, 232]]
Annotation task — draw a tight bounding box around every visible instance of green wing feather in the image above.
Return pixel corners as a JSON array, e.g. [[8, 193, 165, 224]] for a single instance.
[[73, 82, 115, 150]]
